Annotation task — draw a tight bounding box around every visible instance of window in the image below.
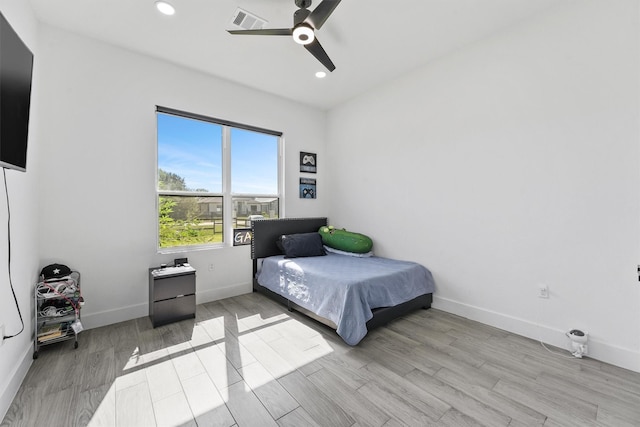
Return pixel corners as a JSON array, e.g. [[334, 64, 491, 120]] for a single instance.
[[156, 107, 281, 250]]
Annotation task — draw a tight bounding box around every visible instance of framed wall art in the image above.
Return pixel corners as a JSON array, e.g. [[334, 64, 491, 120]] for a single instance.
[[300, 177, 316, 199], [300, 152, 317, 173]]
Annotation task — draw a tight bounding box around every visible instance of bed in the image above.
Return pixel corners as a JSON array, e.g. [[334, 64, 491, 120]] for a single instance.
[[251, 217, 435, 345]]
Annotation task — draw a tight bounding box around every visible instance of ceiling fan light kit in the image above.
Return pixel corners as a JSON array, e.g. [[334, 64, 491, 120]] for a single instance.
[[293, 24, 315, 45], [227, 0, 341, 72]]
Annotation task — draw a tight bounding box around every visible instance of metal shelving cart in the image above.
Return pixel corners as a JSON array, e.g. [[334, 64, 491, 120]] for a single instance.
[[33, 270, 82, 359]]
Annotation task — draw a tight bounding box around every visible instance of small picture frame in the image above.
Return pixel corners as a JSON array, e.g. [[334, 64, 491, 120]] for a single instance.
[[233, 228, 252, 246], [300, 152, 317, 173], [300, 177, 316, 199]]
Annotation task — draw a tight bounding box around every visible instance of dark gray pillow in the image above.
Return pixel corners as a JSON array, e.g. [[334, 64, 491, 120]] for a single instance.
[[280, 233, 326, 258]]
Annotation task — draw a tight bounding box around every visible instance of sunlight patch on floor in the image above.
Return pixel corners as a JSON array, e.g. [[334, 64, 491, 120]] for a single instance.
[[87, 302, 338, 425]]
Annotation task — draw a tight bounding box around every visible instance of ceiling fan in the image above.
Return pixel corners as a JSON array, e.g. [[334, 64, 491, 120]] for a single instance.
[[227, 0, 341, 72]]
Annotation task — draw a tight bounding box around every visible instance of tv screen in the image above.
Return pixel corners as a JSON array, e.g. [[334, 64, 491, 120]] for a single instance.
[[0, 11, 33, 172]]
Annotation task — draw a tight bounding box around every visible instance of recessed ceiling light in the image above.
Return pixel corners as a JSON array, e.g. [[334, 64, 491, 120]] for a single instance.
[[315, 71, 327, 79], [155, 1, 175, 16]]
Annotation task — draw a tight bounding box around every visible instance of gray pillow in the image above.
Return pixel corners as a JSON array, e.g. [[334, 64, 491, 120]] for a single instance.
[[280, 233, 326, 258]]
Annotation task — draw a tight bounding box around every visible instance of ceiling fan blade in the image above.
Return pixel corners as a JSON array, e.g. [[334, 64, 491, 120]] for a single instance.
[[227, 28, 293, 36], [306, 0, 341, 30], [304, 37, 335, 71]]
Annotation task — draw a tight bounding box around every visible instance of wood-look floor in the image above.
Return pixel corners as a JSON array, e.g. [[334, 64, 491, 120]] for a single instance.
[[3, 292, 640, 427]]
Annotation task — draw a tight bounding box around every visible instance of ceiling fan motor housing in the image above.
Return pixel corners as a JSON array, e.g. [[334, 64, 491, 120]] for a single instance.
[[295, 0, 313, 9], [294, 8, 311, 25]]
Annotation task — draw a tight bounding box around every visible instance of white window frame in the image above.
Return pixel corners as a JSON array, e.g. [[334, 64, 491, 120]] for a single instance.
[[156, 106, 283, 252]]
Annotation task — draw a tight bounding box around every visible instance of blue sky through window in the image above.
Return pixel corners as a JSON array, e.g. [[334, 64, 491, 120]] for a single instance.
[[231, 128, 278, 194], [157, 113, 278, 194]]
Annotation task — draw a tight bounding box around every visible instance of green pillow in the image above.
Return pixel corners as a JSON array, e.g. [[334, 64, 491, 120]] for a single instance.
[[318, 226, 373, 254]]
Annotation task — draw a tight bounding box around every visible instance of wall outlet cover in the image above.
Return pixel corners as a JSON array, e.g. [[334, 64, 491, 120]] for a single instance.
[[538, 284, 549, 298]]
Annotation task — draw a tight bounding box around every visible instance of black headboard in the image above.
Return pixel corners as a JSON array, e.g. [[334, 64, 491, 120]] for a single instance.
[[251, 217, 328, 260]]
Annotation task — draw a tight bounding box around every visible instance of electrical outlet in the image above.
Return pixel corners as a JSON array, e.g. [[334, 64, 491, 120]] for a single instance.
[[0, 323, 4, 347], [208, 263, 214, 271], [538, 284, 549, 299]]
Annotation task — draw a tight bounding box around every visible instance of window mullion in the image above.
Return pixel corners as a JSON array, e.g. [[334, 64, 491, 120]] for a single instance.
[[222, 126, 232, 245], [278, 136, 284, 217]]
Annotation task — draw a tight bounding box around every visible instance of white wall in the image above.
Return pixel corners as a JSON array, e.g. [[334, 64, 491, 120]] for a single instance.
[[36, 25, 328, 329], [2, 3, 638, 421], [327, 0, 640, 371], [0, 0, 41, 419]]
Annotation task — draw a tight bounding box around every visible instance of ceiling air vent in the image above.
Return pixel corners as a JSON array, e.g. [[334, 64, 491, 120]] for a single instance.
[[230, 8, 267, 30]]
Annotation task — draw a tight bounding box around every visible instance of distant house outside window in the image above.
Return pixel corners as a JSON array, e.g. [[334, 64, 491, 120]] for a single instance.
[[156, 107, 281, 250]]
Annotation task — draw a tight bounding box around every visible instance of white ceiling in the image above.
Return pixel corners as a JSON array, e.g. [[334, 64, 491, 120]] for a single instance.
[[28, 0, 562, 110]]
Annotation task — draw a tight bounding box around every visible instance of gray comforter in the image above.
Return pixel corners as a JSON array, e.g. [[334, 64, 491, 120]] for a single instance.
[[257, 252, 435, 345]]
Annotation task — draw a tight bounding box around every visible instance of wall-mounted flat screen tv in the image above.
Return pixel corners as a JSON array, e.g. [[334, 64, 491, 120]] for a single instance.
[[0, 11, 33, 172]]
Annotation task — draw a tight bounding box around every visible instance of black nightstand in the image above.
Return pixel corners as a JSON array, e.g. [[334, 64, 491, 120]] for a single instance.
[[149, 265, 196, 327]]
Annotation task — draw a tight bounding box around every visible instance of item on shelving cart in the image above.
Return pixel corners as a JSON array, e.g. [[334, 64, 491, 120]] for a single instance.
[[37, 324, 61, 337], [71, 320, 83, 334], [40, 263, 72, 280], [36, 277, 78, 299], [39, 299, 74, 317], [38, 328, 64, 342]]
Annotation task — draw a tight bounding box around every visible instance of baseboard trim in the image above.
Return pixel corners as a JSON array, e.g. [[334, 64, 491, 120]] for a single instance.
[[196, 282, 251, 305], [80, 282, 251, 330], [81, 301, 148, 330], [432, 296, 640, 373], [0, 343, 33, 422]]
